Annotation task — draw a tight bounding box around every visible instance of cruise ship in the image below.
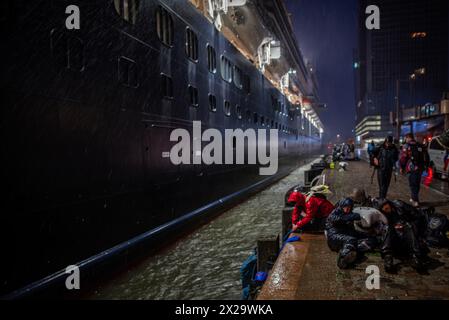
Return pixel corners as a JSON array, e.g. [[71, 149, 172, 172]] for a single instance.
[[1, 0, 324, 297]]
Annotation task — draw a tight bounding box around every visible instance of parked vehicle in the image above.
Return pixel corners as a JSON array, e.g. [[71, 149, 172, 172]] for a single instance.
[[429, 137, 447, 177]]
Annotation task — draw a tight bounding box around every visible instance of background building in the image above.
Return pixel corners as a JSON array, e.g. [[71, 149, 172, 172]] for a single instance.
[[354, 0, 449, 145]]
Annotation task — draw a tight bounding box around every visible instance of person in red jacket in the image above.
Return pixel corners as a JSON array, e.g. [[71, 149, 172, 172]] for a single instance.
[[287, 189, 307, 227], [292, 185, 335, 232]]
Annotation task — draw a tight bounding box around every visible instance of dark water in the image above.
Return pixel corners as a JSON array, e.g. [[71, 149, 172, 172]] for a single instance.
[[89, 158, 319, 300]]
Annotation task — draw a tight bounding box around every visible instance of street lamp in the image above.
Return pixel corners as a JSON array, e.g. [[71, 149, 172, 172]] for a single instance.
[[395, 72, 423, 140]]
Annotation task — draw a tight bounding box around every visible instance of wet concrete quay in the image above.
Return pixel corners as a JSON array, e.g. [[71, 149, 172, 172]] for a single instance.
[[259, 160, 449, 300], [87, 158, 321, 300]]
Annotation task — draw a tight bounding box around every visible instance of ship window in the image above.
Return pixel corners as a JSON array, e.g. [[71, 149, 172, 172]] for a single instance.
[[118, 56, 139, 87], [236, 105, 242, 120], [156, 6, 174, 46], [186, 28, 198, 62], [160, 73, 173, 99], [67, 37, 84, 71], [271, 120, 274, 128], [114, 0, 139, 25], [50, 30, 85, 72], [271, 96, 277, 111], [209, 94, 217, 112], [207, 45, 216, 73], [233, 66, 243, 89], [288, 110, 294, 121], [277, 100, 282, 113], [188, 85, 199, 107], [253, 113, 258, 124], [246, 109, 251, 123], [224, 100, 231, 117], [220, 56, 233, 83], [261, 116, 265, 126], [243, 74, 251, 94]]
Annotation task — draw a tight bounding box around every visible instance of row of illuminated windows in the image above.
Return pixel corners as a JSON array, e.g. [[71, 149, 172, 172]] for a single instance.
[[160, 74, 297, 135], [115, 3, 251, 93]]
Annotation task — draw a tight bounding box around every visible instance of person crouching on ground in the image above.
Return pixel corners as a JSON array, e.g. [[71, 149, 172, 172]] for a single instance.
[[377, 199, 429, 273], [349, 188, 374, 207], [291, 185, 335, 233], [326, 198, 375, 269], [287, 188, 307, 229]]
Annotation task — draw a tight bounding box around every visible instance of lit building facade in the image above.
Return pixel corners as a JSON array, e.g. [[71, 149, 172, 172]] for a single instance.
[[354, 0, 449, 145]]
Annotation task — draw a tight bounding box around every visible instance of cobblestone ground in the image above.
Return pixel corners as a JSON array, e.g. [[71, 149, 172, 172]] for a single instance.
[[297, 160, 449, 300]]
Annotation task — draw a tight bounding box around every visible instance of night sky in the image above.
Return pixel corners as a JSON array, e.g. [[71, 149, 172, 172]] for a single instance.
[[285, 0, 358, 142]]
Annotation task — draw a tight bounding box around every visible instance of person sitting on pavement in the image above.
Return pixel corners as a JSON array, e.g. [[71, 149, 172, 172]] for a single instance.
[[376, 199, 429, 274], [292, 185, 335, 233], [349, 188, 374, 207], [325, 198, 377, 269]]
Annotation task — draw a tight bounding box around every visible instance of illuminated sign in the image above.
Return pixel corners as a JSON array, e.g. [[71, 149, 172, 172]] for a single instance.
[[420, 103, 440, 118]]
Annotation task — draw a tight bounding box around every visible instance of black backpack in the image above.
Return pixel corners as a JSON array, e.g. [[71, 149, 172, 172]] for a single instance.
[[408, 143, 430, 169], [421, 208, 449, 248]]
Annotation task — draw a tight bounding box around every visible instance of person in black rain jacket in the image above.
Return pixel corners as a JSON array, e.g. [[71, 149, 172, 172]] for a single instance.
[[372, 136, 399, 199], [326, 198, 375, 269]]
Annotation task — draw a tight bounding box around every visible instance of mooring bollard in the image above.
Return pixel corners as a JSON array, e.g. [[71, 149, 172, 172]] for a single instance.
[[304, 168, 324, 186], [282, 207, 293, 243], [256, 236, 279, 273]]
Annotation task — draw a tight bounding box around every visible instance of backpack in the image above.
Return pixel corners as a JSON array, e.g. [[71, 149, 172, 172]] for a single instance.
[[408, 143, 429, 170], [422, 208, 449, 248], [240, 251, 257, 300]]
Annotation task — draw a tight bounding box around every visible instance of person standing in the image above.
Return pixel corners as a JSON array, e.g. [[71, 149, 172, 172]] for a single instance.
[[373, 136, 399, 199], [442, 149, 449, 180], [399, 133, 430, 207], [367, 141, 376, 166]]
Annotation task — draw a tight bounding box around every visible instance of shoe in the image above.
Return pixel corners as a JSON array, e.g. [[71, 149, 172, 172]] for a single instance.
[[337, 249, 357, 269], [384, 254, 396, 274], [411, 201, 420, 208], [410, 255, 426, 273], [357, 239, 374, 253]]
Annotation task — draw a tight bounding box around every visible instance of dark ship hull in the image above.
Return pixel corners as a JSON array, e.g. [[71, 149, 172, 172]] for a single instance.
[[0, 0, 321, 296]]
